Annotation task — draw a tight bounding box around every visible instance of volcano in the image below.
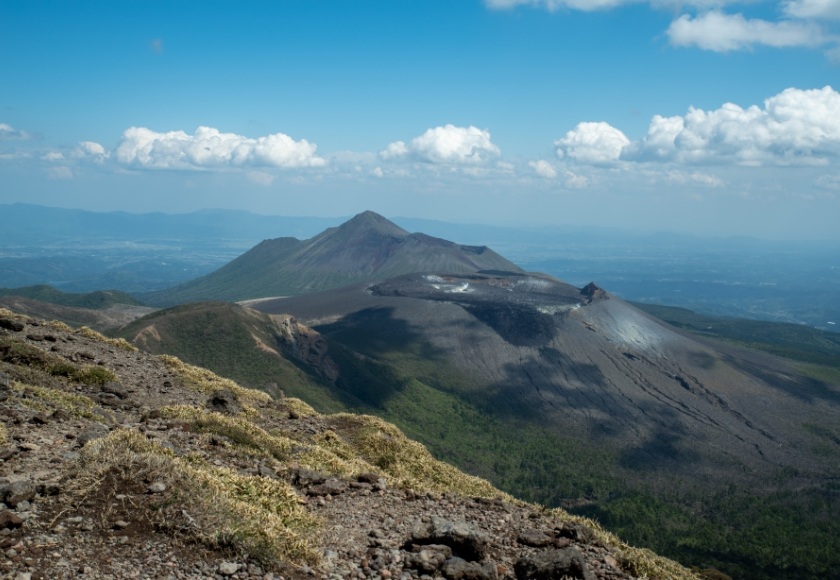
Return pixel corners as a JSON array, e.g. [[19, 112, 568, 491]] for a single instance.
[[144, 211, 522, 305]]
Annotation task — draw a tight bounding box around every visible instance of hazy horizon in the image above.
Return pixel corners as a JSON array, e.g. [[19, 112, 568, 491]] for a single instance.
[[2, 1, 839, 240]]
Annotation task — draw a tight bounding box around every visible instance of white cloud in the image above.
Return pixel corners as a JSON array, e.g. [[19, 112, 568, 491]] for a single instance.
[[42, 151, 64, 162], [555, 122, 630, 165], [529, 159, 558, 178], [664, 169, 725, 187], [784, 0, 840, 20], [246, 171, 274, 186], [380, 125, 501, 165], [0, 123, 33, 141], [562, 169, 589, 188], [46, 166, 73, 180], [371, 167, 384, 178], [667, 11, 826, 51], [816, 174, 840, 189], [75, 141, 110, 163], [625, 86, 840, 165], [115, 126, 326, 170], [380, 140, 409, 160]]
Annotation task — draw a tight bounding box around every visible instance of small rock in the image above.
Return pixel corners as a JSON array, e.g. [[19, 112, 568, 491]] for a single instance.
[[517, 529, 552, 548], [358, 473, 381, 484], [101, 381, 128, 399], [514, 547, 595, 580], [207, 389, 242, 415], [0, 318, 24, 332], [2, 480, 36, 508], [406, 544, 453, 573], [411, 516, 491, 561], [218, 562, 240, 576], [147, 482, 167, 494], [29, 413, 51, 425], [76, 423, 110, 447], [113, 520, 129, 529], [442, 557, 498, 580], [308, 478, 348, 497], [18, 442, 40, 452], [0, 510, 24, 530]]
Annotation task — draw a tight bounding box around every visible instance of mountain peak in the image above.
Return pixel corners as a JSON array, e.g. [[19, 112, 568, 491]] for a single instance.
[[339, 211, 409, 237]]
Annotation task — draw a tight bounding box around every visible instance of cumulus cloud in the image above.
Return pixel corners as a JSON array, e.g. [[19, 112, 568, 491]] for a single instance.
[[625, 86, 840, 165], [529, 159, 558, 178], [380, 124, 501, 165], [0, 123, 33, 141], [667, 11, 826, 51], [555, 122, 630, 165], [115, 126, 326, 170], [784, 0, 840, 20], [74, 141, 110, 163]]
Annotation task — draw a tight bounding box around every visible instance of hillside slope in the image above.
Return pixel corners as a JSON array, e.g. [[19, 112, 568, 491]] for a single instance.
[[250, 271, 840, 579], [0, 307, 696, 580], [143, 211, 523, 305]]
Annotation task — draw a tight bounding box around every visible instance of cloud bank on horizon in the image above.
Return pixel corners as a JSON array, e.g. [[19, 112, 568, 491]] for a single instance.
[[48, 85, 840, 178], [1, 0, 839, 238]]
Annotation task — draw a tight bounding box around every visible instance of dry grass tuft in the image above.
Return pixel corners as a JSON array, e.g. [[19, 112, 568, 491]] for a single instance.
[[280, 397, 319, 418], [324, 413, 510, 499], [0, 422, 6, 447], [552, 511, 699, 580], [10, 380, 97, 418], [159, 355, 270, 407], [75, 326, 138, 351], [158, 405, 377, 479], [73, 429, 319, 567], [0, 308, 27, 322]]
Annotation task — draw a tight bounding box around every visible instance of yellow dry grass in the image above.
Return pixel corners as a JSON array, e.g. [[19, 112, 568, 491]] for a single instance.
[[10, 380, 97, 418], [159, 355, 271, 408], [0, 308, 27, 322], [324, 413, 510, 500], [75, 326, 138, 351], [554, 511, 700, 580], [73, 429, 319, 566]]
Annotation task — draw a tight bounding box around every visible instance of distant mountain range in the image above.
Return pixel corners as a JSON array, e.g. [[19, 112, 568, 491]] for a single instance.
[[141, 211, 522, 305]]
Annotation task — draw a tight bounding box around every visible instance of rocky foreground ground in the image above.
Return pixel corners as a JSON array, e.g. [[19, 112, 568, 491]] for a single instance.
[[0, 308, 697, 580]]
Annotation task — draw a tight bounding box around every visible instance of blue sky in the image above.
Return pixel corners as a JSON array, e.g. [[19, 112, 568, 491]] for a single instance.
[[2, 0, 839, 239]]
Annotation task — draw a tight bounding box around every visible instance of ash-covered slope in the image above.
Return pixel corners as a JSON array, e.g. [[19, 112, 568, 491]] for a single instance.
[[255, 271, 840, 485], [144, 211, 522, 305], [0, 308, 695, 580]]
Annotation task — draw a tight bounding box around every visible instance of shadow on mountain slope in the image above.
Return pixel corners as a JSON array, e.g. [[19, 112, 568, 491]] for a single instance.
[[315, 306, 450, 408], [723, 352, 840, 406]]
